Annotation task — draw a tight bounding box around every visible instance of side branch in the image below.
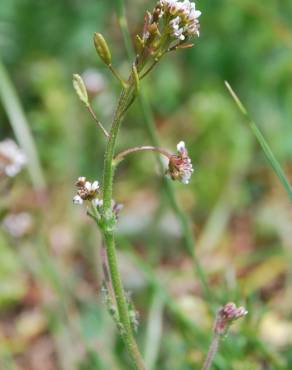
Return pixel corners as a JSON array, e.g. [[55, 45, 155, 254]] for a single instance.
[[114, 145, 172, 163]]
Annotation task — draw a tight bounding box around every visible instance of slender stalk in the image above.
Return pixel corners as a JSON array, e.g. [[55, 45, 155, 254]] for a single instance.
[[114, 145, 171, 163], [113, 0, 211, 302], [87, 104, 109, 137], [140, 59, 160, 79], [108, 64, 128, 88], [201, 334, 220, 370]]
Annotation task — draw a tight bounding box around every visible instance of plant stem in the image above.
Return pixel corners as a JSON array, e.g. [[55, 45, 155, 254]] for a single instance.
[[114, 145, 172, 163], [102, 87, 131, 211], [108, 64, 128, 88], [113, 0, 212, 303], [104, 232, 146, 370], [101, 81, 146, 369], [201, 333, 220, 370]]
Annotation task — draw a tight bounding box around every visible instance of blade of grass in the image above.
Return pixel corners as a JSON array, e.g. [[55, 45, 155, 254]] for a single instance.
[[144, 289, 164, 370], [0, 59, 46, 190], [113, 0, 212, 303], [225, 81, 292, 201]]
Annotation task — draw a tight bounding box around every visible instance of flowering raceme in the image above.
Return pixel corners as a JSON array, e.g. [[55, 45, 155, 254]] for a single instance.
[[142, 0, 201, 48], [159, 0, 201, 39]]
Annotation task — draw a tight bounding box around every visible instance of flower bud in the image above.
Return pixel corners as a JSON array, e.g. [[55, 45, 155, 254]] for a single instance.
[[214, 302, 248, 335], [93, 32, 112, 66], [73, 74, 89, 106]]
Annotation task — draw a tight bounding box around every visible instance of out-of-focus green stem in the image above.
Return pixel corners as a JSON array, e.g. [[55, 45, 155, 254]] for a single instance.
[[0, 59, 46, 190], [113, 0, 211, 302]]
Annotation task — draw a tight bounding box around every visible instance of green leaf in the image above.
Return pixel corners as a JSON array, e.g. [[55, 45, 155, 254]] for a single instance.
[[225, 81, 292, 201]]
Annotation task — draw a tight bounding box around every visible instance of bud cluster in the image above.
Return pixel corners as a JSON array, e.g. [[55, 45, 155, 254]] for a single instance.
[[73, 177, 100, 205], [214, 302, 248, 335], [168, 141, 194, 184]]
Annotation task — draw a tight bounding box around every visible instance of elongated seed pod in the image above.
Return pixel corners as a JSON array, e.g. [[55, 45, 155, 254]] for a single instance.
[[73, 74, 89, 106], [93, 33, 112, 66]]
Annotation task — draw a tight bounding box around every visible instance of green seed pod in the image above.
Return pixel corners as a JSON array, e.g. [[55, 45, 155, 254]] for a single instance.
[[72, 74, 89, 106], [93, 32, 112, 66]]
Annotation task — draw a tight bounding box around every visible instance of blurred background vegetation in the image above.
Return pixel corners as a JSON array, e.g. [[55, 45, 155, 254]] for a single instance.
[[0, 0, 292, 369]]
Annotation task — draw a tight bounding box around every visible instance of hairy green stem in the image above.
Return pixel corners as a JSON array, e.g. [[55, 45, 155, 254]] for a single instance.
[[104, 232, 146, 370], [101, 81, 146, 369]]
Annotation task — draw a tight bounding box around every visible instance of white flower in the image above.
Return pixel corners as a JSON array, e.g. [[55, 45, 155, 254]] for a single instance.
[[73, 177, 100, 205], [73, 195, 83, 205], [0, 139, 26, 177], [159, 0, 201, 40]]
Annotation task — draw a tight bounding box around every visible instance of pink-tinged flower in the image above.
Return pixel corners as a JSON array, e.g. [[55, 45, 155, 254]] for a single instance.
[[167, 141, 194, 184], [214, 302, 248, 335]]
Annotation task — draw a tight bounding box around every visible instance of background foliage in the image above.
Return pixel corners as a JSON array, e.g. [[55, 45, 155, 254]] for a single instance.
[[0, 0, 292, 369]]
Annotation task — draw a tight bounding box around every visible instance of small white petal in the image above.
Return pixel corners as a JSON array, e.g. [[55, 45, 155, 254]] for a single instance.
[[177, 141, 186, 152], [73, 195, 83, 205], [91, 181, 99, 191], [85, 181, 92, 191]]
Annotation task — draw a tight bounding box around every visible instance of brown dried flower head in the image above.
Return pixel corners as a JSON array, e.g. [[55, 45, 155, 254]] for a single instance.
[[168, 141, 194, 184]]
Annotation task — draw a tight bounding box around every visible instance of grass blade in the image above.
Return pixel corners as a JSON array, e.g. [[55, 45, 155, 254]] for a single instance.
[[225, 81, 292, 201], [0, 59, 46, 190]]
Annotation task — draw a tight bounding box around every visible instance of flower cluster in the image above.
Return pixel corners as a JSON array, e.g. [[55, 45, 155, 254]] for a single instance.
[[73, 177, 100, 205], [0, 139, 26, 177], [142, 0, 201, 46], [159, 0, 201, 40], [168, 141, 194, 184], [214, 302, 248, 335]]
